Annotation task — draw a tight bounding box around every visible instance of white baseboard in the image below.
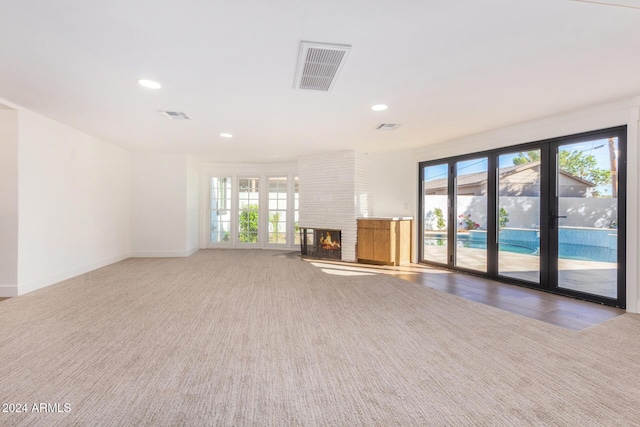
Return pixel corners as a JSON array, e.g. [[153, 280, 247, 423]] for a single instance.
[[130, 249, 198, 258], [18, 253, 130, 296], [0, 284, 18, 297], [186, 247, 200, 256], [16, 250, 201, 296]]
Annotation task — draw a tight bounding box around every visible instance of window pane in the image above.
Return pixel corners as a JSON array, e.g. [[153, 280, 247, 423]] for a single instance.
[[422, 163, 449, 264], [455, 158, 487, 272], [238, 178, 259, 243], [556, 139, 617, 298], [268, 177, 287, 244], [498, 151, 541, 283], [210, 177, 232, 243]]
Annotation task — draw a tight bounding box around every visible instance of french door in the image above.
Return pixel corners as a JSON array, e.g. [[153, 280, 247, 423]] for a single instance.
[[419, 126, 626, 308], [207, 174, 299, 248]]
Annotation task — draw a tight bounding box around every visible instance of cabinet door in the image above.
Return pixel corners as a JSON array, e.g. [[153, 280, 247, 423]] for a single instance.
[[397, 220, 412, 265], [358, 227, 374, 260], [373, 226, 392, 263]]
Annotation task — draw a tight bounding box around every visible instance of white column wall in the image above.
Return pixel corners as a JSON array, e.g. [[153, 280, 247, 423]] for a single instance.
[[0, 105, 19, 296], [186, 156, 201, 253], [16, 105, 131, 295], [130, 153, 197, 257], [299, 150, 371, 262]]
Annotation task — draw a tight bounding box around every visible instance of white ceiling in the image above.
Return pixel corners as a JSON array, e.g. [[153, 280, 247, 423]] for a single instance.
[[0, 0, 639, 162]]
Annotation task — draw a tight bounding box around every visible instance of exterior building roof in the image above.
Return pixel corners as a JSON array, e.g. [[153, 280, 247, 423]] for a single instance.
[[424, 161, 595, 192]]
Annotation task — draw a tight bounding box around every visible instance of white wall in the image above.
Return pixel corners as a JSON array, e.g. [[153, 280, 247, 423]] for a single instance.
[[130, 153, 196, 257], [186, 156, 201, 253], [404, 96, 640, 312], [16, 106, 131, 295], [370, 150, 415, 218], [0, 105, 19, 295], [2, 99, 200, 296]]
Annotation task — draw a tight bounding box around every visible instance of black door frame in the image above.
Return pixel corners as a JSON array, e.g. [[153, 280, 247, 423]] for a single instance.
[[547, 127, 626, 307], [418, 126, 627, 308]]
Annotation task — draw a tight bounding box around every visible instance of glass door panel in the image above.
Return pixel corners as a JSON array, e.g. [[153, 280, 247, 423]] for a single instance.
[[497, 151, 541, 283], [422, 163, 449, 264], [555, 139, 618, 299], [210, 177, 232, 244], [238, 177, 260, 244], [267, 177, 287, 244], [455, 158, 487, 272], [294, 177, 300, 246]]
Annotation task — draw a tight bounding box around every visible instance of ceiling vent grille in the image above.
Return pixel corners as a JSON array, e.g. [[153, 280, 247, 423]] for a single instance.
[[376, 123, 401, 131], [294, 41, 352, 92], [159, 111, 191, 120]]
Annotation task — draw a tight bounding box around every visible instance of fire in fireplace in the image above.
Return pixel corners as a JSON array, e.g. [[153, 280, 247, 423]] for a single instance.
[[300, 228, 342, 260]]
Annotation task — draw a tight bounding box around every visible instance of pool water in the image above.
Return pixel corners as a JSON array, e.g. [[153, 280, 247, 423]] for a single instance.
[[459, 240, 617, 263], [558, 243, 616, 263]]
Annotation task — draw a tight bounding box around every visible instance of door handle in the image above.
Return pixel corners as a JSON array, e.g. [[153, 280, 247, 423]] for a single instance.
[[549, 214, 567, 229]]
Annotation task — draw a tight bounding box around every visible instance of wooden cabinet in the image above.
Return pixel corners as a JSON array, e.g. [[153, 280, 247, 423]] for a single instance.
[[357, 218, 412, 266]]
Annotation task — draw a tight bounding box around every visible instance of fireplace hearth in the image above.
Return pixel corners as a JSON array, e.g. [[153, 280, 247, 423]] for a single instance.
[[300, 228, 342, 260]]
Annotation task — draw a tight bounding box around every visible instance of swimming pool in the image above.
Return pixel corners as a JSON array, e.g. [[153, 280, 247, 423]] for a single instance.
[[457, 239, 617, 263], [425, 227, 618, 263]]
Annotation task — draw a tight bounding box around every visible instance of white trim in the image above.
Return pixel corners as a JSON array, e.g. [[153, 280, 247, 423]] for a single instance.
[[186, 247, 200, 257], [17, 253, 129, 296], [627, 106, 639, 313], [201, 246, 293, 252], [130, 249, 197, 258]]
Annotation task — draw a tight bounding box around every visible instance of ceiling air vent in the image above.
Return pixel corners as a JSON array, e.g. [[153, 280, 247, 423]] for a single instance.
[[159, 111, 191, 120], [376, 123, 401, 131], [294, 41, 352, 92]]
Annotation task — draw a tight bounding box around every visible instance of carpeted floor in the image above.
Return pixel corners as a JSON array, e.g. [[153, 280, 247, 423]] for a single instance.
[[1, 249, 639, 426]]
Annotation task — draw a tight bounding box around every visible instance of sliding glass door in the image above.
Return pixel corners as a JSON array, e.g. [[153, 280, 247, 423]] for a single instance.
[[422, 163, 449, 265], [497, 150, 541, 284], [419, 126, 626, 308], [455, 158, 488, 272], [550, 135, 624, 302]]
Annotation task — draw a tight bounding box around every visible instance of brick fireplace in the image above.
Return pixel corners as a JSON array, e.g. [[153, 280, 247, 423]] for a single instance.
[[298, 150, 371, 262]]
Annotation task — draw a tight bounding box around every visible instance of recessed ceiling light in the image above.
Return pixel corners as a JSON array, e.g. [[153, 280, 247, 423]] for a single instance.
[[220, 133, 233, 138], [138, 79, 161, 89], [371, 104, 388, 111]]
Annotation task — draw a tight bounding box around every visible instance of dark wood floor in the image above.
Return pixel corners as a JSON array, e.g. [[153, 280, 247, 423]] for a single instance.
[[398, 270, 623, 331], [305, 258, 625, 331]]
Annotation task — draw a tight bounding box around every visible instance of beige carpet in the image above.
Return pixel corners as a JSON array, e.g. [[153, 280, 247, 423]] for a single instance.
[[1, 249, 639, 426]]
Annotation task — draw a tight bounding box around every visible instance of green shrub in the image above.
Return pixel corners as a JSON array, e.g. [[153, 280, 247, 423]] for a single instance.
[[499, 207, 509, 229], [239, 204, 259, 243], [434, 207, 446, 230]]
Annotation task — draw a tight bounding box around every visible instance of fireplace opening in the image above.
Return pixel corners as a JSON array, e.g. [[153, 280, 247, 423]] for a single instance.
[[300, 228, 341, 260]]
